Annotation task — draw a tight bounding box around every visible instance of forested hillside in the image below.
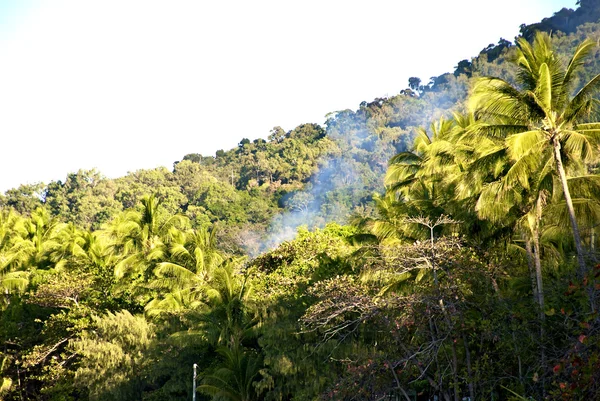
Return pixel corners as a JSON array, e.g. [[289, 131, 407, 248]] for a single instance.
[[2, 1, 600, 400]]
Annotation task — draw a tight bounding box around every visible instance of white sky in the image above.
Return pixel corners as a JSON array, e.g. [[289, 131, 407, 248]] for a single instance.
[[0, 0, 576, 192]]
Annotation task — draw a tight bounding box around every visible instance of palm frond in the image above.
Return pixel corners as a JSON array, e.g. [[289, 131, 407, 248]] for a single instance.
[[574, 122, 600, 138], [564, 73, 600, 122], [387, 151, 422, 166], [562, 130, 596, 162], [563, 39, 596, 91], [566, 175, 600, 200], [154, 262, 199, 285], [0, 271, 29, 292], [466, 122, 529, 140], [535, 63, 553, 113], [505, 130, 546, 161], [502, 150, 542, 191], [544, 198, 600, 231], [476, 181, 521, 222]]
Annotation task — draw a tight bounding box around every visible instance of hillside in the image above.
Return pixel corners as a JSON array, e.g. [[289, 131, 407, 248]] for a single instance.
[[2, 1, 600, 400]]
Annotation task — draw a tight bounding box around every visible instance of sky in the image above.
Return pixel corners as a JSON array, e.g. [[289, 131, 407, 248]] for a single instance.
[[0, 0, 577, 193]]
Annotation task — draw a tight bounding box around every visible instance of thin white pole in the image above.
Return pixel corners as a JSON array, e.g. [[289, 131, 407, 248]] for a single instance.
[[192, 363, 198, 401]]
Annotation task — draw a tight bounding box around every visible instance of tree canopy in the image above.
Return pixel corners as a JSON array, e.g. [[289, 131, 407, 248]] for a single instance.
[[2, 2, 600, 400]]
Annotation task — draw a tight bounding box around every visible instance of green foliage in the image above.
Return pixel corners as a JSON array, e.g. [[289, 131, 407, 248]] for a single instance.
[[45, 169, 123, 229], [199, 344, 263, 401], [0, 183, 45, 215], [2, 3, 600, 400], [71, 310, 155, 401]]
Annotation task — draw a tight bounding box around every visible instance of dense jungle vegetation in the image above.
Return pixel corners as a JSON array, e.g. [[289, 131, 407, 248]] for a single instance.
[[3, 1, 600, 400]]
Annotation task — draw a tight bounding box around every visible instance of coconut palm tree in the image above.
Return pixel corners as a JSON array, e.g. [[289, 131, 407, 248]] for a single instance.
[[383, 115, 481, 244], [383, 117, 461, 236], [1, 208, 65, 297], [145, 226, 224, 315], [385, 117, 457, 213], [14, 208, 65, 270], [0, 209, 29, 303], [198, 342, 263, 401], [469, 31, 600, 279], [107, 194, 188, 281], [148, 256, 261, 400]]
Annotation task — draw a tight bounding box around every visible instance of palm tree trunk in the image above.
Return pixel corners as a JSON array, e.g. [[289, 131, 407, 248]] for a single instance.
[[532, 201, 546, 396], [525, 236, 538, 305], [591, 227, 597, 263], [463, 334, 475, 401], [451, 339, 460, 401], [552, 139, 587, 279], [430, 225, 438, 288], [533, 198, 544, 315]]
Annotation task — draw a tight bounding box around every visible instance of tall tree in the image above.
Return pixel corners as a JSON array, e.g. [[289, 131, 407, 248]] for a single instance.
[[109, 194, 187, 281], [384, 117, 457, 219], [0, 209, 29, 301], [145, 226, 224, 315], [70, 310, 155, 400], [469, 31, 600, 280]]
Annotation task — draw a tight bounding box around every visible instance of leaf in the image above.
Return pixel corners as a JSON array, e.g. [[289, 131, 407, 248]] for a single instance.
[[415, 268, 427, 283], [535, 63, 552, 113], [565, 73, 600, 122], [0, 377, 12, 393], [564, 39, 595, 89]]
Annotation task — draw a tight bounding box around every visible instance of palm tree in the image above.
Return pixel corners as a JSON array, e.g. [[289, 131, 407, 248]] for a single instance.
[[198, 342, 263, 401], [383, 115, 480, 243], [107, 194, 188, 281], [156, 226, 223, 283], [1, 208, 65, 298], [51, 222, 88, 269], [145, 226, 224, 315], [383, 117, 462, 238], [148, 256, 261, 400], [71, 231, 122, 305], [473, 129, 600, 306], [358, 191, 411, 244], [202, 258, 256, 347], [0, 209, 29, 303], [469, 31, 600, 279], [152, 256, 255, 346], [196, 259, 262, 401], [14, 208, 65, 270], [470, 133, 553, 310], [385, 117, 457, 216]]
